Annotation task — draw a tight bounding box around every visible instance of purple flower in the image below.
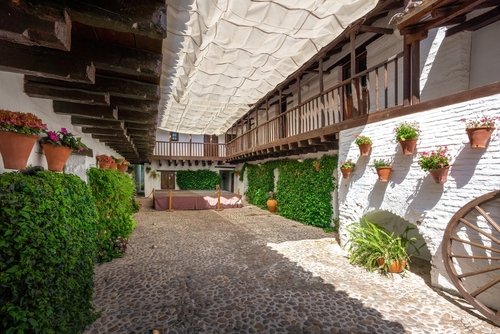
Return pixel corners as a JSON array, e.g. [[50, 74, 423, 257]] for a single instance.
[[60, 127, 68, 134], [48, 131, 58, 142]]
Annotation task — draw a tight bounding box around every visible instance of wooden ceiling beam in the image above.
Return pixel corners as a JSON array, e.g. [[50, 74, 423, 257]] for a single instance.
[[53, 101, 117, 119], [0, 1, 71, 51], [24, 80, 110, 105], [60, 0, 166, 40], [359, 25, 393, 34], [72, 40, 162, 78], [446, 5, 500, 37], [117, 109, 154, 123], [1, 41, 95, 83], [110, 97, 158, 113], [82, 127, 124, 135], [124, 122, 154, 130], [71, 116, 123, 129], [26, 75, 160, 101]]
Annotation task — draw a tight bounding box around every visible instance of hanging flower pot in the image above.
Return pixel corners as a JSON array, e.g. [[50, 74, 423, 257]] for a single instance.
[[267, 191, 277, 213], [399, 139, 417, 155], [355, 135, 372, 156], [388, 260, 407, 273], [376, 167, 392, 182], [466, 127, 495, 148], [96, 155, 113, 169], [429, 166, 449, 184], [340, 167, 353, 179], [109, 161, 117, 170], [0, 131, 38, 170], [117, 163, 128, 172], [42, 144, 72, 172], [313, 160, 321, 172]]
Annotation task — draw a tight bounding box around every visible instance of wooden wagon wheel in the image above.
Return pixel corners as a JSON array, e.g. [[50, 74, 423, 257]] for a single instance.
[[442, 190, 500, 326]]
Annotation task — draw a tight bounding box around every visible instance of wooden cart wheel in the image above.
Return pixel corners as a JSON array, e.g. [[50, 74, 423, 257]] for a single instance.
[[442, 190, 500, 326]]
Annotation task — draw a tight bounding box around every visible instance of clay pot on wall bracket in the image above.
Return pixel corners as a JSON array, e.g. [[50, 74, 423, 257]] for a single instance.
[[388, 260, 407, 273], [0, 131, 38, 170], [399, 139, 417, 155], [42, 144, 72, 172], [117, 164, 128, 172], [267, 198, 278, 213], [376, 167, 392, 182], [109, 161, 117, 170], [358, 143, 372, 156], [429, 166, 449, 184], [340, 167, 353, 179], [467, 127, 494, 148], [99, 161, 110, 169]]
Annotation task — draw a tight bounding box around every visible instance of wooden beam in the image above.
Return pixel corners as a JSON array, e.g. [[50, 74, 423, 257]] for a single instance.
[[446, 6, 500, 37], [359, 25, 393, 34], [397, 0, 446, 30], [63, 0, 166, 40], [27, 75, 160, 101], [1, 41, 95, 83], [24, 80, 110, 105], [72, 40, 162, 78], [403, 36, 411, 106], [82, 127, 124, 135], [0, 1, 71, 51], [110, 97, 158, 113], [53, 101, 117, 119], [71, 116, 123, 129], [411, 40, 420, 105], [117, 109, 154, 123]]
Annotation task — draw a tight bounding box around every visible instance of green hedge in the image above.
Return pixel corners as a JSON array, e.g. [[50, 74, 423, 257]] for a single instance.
[[245, 155, 338, 228], [87, 168, 136, 262], [176, 170, 220, 190], [0, 171, 97, 333]]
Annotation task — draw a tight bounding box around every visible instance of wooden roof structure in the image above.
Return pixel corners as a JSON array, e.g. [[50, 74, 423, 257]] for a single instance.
[[0, 0, 166, 162]]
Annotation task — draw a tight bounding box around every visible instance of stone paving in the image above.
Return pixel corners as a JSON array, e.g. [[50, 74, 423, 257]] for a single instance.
[[84, 205, 499, 334]]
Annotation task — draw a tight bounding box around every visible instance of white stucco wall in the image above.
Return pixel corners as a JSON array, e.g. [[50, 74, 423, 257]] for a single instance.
[[469, 20, 500, 89], [337, 93, 500, 306], [0, 71, 119, 180]]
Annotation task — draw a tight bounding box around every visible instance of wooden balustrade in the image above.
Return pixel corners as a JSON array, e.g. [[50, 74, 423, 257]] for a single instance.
[[153, 141, 226, 159], [226, 54, 404, 157]]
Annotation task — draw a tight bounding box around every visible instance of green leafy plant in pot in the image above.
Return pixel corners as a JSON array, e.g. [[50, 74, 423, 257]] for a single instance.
[[418, 146, 451, 184], [340, 160, 355, 179], [394, 121, 420, 155], [355, 135, 372, 156], [372, 159, 392, 182]]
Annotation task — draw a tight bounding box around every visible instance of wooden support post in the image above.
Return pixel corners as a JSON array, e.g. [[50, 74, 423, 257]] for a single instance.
[[411, 40, 420, 105], [167, 189, 174, 212], [297, 75, 301, 134], [403, 36, 412, 106], [215, 187, 223, 211]]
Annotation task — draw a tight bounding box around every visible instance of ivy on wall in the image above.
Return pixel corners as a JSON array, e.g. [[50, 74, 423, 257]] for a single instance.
[[176, 170, 220, 190], [0, 171, 98, 333], [87, 168, 137, 262], [245, 155, 338, 228]]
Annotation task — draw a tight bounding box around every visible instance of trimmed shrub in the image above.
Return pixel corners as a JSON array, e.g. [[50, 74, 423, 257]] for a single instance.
[[87, 168, 136, 262], [176, 170, 220, 190], [245, 155, 338, 228], [0, 171, 97, 333]]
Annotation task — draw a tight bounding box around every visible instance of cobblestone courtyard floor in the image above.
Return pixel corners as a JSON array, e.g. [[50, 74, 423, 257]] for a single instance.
[[84, 205, 499, 334]]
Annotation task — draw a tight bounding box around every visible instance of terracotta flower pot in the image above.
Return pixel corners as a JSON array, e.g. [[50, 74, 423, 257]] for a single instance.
[[358, 143, 372, 156], [267, 198, 278, 213], [117, 163, 128, 172], [109, 161, 117, 170], [466, 127, 494, 149], [340, 167, 353, 179], [376, 167, 392, 182], [388, 260, 407, 273], [0, 131, 38, 170], [377, 258, 385, 267], [42, 143, 72, 172], [399, 139, 417, 155], [429, 166, 449, 184], [99, 161, 110, 169]]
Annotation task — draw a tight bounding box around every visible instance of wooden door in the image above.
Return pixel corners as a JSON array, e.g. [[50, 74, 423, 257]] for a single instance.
[[161, 171, 175, 189], [204, 135, 218, 157]]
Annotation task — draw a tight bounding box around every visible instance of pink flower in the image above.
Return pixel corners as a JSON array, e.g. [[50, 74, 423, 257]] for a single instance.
[[60, 127, 68, 134], [48, 131, 58, 142]]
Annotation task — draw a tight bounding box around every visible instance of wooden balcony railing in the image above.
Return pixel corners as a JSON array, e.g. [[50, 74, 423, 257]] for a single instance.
[[227, 53, 403, 157], [153, 141, 226, 160]]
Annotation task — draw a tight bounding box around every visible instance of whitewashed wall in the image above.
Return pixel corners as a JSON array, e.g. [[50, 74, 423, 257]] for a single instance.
[[0, 71, 119, 180], [337, 93, 500, 305]]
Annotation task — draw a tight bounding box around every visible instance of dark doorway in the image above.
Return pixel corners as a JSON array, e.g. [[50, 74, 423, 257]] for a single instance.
[[161, 171, 176, 190], [220, 170, 234, 192]]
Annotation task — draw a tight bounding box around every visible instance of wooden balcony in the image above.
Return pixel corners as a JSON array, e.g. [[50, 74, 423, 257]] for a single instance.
[[226, 54, 403, 162], [151, 141, 227, 162]]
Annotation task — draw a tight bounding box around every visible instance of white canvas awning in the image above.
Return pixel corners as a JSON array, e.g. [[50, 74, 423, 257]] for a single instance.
[[160, 0, 379, 135]]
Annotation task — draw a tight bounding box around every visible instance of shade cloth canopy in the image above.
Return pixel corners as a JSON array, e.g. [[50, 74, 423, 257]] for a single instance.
[[160, 0, 378, 135]]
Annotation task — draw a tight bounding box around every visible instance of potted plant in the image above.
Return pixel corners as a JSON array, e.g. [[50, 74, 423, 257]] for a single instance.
[[372, 159, 392, 182], [347, 218, 420, 274], [418, 146, 451, 184], [340, 160, 355, 179], [461, 114, 498, 148], [355, 135, 372, 156], [266, 191, 278, 213], [149, 169, 159, 179], [96, 155, 114, 169], [116, 158, 130, 172], [394, 121, 420, 155], [0, 109, 47, 169], [40, 128, 87, 172]]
